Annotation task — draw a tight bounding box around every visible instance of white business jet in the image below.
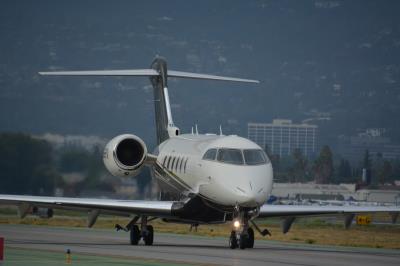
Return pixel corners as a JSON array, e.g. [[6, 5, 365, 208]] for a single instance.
[[0, 57, 398, 249]]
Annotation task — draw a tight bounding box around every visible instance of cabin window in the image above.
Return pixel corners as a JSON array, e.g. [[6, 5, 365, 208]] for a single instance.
[[243, 149, 267, 165], [175, 157, 180, 172], [202, 148, 217, 161], [184, 158, 189, 173], [217, 149, 244, 165], [171, 157, 176, 171], [179, 157, 184, 172], [167, 156, 172, 169]]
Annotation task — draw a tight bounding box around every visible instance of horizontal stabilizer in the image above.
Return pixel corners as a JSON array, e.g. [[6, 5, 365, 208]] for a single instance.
[[39, 69, 159, 76], [39, 69, 259, 83], [168, 70, 259, 83]]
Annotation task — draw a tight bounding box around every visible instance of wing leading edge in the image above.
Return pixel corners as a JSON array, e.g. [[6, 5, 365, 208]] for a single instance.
[[0, 194, 179, 218], [259, 204, 400, 218]]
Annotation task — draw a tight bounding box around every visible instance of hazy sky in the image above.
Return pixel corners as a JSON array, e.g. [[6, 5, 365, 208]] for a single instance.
[[1, 0, 399, 146]]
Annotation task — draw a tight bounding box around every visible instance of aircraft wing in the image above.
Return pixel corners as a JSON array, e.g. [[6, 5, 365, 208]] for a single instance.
[[0, 194, 181, 220], [256, 204, 399, 234], [258, 204, 400, 218]]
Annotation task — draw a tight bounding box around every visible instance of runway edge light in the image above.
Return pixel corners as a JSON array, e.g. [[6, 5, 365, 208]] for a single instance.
[[66, 249, 71, 264]]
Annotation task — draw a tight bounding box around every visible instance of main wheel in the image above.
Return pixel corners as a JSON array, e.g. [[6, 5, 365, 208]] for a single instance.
[[229, 231, 237, 249], [239, 234, 248, 249], [143, 225, 154, 246], [247, 227, 254, 248], [130, 225, 140, 245]]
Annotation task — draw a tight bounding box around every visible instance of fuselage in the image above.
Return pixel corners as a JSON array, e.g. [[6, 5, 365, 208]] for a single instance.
[[153, 134, 273, 209]]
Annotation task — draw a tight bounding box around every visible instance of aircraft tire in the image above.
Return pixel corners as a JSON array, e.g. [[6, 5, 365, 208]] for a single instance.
[[130, 225, 140, 245], [239, 234, 248, 249], [144, 225, 154, 246], [229, 231, 237, 249], [247, 227, 254, 248]]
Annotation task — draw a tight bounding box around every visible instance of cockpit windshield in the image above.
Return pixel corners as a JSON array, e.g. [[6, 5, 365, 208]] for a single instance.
[[202, 148, 217, 160], [243, 149, 268, 165], [202, 148, 269, 166], [216, 149, 244, 165]]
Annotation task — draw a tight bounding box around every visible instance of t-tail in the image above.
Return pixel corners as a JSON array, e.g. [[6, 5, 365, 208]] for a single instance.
[[39, 57, 259, 145]]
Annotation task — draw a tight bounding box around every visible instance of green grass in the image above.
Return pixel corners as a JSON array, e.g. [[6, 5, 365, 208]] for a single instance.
[[3, 247, 197, 266]]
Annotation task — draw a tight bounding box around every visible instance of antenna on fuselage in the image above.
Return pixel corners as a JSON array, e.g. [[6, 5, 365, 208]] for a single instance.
[[195, 124, 199, 135], [219, 125, 223, 136], [191, 127, 194, 135]]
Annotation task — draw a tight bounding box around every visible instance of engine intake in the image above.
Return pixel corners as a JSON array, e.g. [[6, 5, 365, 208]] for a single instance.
[[103, 134, 148, 177]]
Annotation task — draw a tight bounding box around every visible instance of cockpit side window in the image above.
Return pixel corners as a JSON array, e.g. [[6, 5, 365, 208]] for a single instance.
[[202, 148, 217, 161], [243, 149, 268, 165], [217, 149, 244, 165]]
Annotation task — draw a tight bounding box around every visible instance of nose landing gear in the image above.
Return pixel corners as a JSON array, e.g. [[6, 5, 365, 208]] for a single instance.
[[228, 210, 256, 249], [229, 231, 238, 249], [229, 227, 255, 249]]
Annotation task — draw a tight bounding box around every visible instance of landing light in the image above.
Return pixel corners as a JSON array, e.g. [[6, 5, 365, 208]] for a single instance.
[[233, 220, 240, 228]]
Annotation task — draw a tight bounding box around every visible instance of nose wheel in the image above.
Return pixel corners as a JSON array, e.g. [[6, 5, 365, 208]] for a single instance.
[[229, 207, 257, 250], [228, 227, 255, 249], [229, 231, 238, 249], [247, 227, 254, 248]]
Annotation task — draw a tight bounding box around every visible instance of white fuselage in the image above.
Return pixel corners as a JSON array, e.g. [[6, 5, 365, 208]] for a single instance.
[[154, 134, 273, 208]]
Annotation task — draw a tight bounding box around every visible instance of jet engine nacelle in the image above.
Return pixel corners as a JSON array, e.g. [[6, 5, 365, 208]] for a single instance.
[[103, 134, 148, 177]]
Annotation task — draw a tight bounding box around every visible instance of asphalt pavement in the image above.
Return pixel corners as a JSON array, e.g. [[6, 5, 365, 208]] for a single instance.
[[1, 224, 399, 266]]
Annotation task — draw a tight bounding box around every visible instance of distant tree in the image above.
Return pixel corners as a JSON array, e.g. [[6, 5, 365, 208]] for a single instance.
[[363, 149, 372, 169], [58, 145, 113, 195], [269, 154, 280, 173], [372, 152, 384, 185], [136, 167, 152, 198], [390, 159, 400, 183], [278, 155, 295, 182], [313, 145, 333, 184], [84, 145, 108, 189], [0, 133, 59, 195], [59, 147, 90, 173], [30, 165, 61, 195], [362, 149, 372, 185], [336, 159, 352, 183], [264, 144, 271, 157], [378, 160, 392, 185], [292, 148, 308, 182]]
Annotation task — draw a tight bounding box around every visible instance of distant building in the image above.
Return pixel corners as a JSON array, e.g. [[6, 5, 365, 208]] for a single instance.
[[248, 119, 318, 158], [272, 182, 400, 204], [337, 129, 400, 163], [272, 183, 356, 201]]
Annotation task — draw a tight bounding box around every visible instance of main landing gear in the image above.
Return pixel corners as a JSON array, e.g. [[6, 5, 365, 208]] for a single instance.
[[116, 216, 155, 246], [130, 224, 154, 245]]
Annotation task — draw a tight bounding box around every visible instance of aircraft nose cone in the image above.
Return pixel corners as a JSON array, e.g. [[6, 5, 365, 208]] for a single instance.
[[234, 186, 262, 207]]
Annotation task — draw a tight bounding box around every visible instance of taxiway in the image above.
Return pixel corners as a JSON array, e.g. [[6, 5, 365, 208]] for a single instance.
[[1, 224, 399, 266]]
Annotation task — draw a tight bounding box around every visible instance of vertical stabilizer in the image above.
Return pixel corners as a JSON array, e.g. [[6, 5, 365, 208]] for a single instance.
[[150, 57, 178, 144]]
